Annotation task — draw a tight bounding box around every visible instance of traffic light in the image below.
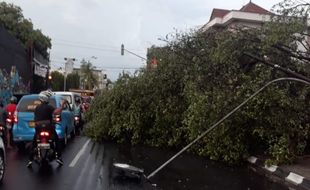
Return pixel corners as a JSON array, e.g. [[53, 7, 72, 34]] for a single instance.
[[121, 44, 124, 56]]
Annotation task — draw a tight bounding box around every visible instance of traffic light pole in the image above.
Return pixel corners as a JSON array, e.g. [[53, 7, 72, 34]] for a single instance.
[[121, 44, 147, 61]]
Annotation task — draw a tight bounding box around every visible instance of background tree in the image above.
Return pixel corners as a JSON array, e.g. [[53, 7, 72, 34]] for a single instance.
[[0, 2, 51, 57], [80, 59, 98, 90], [50, 71, 64, 91], [66, 72, 80, 90]]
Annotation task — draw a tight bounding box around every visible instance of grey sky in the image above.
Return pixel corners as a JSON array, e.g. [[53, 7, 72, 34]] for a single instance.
[[4, 0, 283, 80]]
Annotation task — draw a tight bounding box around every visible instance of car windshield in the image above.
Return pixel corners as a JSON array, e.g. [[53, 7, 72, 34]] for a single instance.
[[17, 97, 56, 112]]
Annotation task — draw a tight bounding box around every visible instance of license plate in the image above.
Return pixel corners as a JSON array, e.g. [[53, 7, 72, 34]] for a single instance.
[[29, 121, 35, 128], [38, 143, 50, 149]]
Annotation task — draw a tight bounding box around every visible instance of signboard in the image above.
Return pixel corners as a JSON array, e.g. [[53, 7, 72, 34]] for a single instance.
[[65, 59, 74, 74], [34, 58, 48, 77]]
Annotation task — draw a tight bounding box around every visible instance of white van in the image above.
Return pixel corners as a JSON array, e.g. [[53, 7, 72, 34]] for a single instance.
[[53, 91, 81, 112]]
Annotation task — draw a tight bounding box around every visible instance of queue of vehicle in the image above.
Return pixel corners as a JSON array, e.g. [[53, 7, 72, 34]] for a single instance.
[[0, 90, 91, 183]]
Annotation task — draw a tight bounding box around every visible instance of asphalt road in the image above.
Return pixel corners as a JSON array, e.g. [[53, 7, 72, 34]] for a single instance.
[[1, 136, 288, 190]]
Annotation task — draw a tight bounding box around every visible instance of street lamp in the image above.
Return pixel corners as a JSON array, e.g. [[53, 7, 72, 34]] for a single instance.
[[64, 57, 76, 91]]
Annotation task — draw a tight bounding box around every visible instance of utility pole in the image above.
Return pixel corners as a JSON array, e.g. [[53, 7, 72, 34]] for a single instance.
[[64, 57, 76, 91]]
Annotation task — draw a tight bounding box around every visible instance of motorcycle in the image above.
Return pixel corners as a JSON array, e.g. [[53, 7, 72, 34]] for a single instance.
[[5, 112, 15, 147], [74, 105, 83, 134], [34, 122, 58, 166], [6, 112, 14, 130], [74, 114, 83, 135]]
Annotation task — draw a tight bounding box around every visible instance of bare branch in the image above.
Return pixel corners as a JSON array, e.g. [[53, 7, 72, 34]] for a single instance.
[[273, 44, 310, 63]]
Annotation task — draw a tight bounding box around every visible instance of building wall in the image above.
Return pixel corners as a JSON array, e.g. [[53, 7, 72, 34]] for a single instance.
[[0, 26, 31, 105], [73, 68, 106, 90], [228, 20, 264, 29], [203, 11, 271, 31]]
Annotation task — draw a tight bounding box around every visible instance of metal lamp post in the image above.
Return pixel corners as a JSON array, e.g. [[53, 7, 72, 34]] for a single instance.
[[64, 57, 76, 91]]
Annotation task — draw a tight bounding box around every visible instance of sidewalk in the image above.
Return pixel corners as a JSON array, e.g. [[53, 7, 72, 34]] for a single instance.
[[247, 155, 310, 190]]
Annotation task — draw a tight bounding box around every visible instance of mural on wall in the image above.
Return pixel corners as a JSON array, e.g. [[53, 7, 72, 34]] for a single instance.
[[0, 66, 30, 105]]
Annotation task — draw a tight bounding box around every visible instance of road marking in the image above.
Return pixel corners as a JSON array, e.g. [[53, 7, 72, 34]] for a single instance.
[[69, 139, 91, 167]]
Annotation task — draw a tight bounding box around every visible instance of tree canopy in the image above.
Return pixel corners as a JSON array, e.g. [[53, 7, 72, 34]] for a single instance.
[[0, 2, 51, 57], [86, 1, 310, 165], [50, 71, 64, 91], [80, 59, 98, 90]]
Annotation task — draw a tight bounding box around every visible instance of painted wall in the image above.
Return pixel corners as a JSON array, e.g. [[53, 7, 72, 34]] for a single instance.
[[0, 26, 31, 105]]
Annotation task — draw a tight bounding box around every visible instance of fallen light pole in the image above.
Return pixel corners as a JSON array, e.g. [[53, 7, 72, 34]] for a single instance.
[[113, 77, 310, 180]]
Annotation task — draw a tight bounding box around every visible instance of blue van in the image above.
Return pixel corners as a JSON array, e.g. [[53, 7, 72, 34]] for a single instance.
[[12, 94, 75, 149]]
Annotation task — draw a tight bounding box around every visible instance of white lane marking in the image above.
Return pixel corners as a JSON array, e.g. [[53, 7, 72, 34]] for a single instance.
[[285, 172, 304, 185], [69, 139, 91, 167]]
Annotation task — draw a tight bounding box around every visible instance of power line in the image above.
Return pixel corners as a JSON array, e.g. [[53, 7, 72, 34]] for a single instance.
[[50, 60, 142, 70], [53, 38, 119, 49], [52, 42, 120, 53], [52, 39, 146, 53]]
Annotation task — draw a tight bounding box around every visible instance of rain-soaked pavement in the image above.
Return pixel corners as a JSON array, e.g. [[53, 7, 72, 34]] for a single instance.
[[2, 136, 288, 190]]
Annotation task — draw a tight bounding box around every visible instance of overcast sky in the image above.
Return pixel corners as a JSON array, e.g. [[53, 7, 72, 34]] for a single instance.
[[4, 0, 283, 81]]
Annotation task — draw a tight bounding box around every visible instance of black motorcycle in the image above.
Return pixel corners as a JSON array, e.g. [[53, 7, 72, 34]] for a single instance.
[[74, 114, 83, 134], [34, 123, 58, 166]]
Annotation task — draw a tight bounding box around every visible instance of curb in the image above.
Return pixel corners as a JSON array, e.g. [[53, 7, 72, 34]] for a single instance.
[[247, 156, 310, 190]]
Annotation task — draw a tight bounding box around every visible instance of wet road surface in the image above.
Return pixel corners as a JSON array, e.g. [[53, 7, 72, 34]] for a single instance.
[[1, 136, 288, 190]]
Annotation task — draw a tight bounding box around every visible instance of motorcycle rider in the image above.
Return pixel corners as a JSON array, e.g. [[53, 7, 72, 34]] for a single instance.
[[5, 96, 17, 149], [27, 90, 64, 167], [74, 97, 83, 123]]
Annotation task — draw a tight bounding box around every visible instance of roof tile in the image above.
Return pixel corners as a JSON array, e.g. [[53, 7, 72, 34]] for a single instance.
[[240, 1, 272, 14], [210, 8, 230, 20]]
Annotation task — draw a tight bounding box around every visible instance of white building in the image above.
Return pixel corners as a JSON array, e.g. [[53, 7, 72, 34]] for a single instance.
[[201, 1, 272, 32], [73, 68, 107, 90]]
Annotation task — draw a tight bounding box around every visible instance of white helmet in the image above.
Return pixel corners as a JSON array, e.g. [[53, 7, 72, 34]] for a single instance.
[[38, 90, 53, 103]]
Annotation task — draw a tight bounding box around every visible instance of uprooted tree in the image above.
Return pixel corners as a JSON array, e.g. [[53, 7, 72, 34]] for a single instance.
[[86, 0, 310, 165]]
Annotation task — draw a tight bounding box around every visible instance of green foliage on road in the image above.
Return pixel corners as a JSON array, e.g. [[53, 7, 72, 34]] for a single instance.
[[86, 1, 310, 165], [0, 2, 51, 57]]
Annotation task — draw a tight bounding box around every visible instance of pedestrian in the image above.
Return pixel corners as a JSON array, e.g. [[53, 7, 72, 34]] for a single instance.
[[5, 96, 17, 149]]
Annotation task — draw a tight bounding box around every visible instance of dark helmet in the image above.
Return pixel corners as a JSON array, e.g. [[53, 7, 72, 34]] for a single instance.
[[10, 96, 17, 104]]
